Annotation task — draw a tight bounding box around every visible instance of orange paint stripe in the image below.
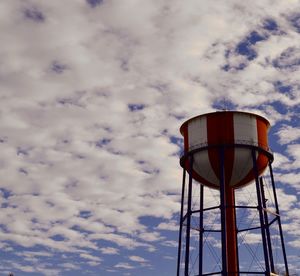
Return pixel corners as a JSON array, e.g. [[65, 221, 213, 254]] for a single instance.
[[183, 125, 189, 153], [207, 115, 220, 180], [207, 112, 235, 186], [207, 112, 237, 274], [225, 187, 238, 275], [257, 118, 269, 150]]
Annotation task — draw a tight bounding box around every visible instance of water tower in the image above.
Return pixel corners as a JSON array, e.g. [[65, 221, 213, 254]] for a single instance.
[[176, 111, 289, 276]]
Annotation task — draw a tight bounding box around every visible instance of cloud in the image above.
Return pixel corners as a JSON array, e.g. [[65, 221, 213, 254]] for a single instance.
[[275, 172, 300, 191], [156, 220, 178, 231], [114, 262, 134, 269], [128, 255, 148, 263], [60, 262, 80, 270], [0, 0, 299, 274], [100, 247, 119, 255], [79, 253, 102, 262], [276, 125, 300, 144]]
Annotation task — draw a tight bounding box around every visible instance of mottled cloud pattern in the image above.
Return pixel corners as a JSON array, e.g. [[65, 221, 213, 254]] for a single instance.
[[0, 0, 299, 275]]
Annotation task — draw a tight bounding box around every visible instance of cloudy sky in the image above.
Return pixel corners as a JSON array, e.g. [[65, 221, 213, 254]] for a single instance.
[[0, 0, 299, 275]]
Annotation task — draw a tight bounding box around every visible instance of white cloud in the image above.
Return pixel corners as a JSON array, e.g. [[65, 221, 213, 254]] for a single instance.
[[0, 0, 299, 274], [114, 262, 134, 270], [87, 261, 101, 267], [286, 144, 300, 169], [100, 247, 119, 255], [276, 125, 300, 144], [138, 231, 164, 242], [275, 172, 300, 191], [60, 262, 80, 270], [79, 253, 102, 262], [156, 220, 178, 231], [241, 233, 262, 244], [129, 255, 148, 263], [272, 151, 291, 170], [161, 240, 177, 247]]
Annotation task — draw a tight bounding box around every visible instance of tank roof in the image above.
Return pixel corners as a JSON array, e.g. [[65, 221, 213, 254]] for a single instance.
[[180, 110, 270, 135]]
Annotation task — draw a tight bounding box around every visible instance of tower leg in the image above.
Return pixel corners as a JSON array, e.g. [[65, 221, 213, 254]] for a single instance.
[[252, 149, 270, 275], [177, 168, 186, 276], [185, 155, 194, 276], [259, 177, 275, 273], [199, 184, 204, 276], [269, 163, 289, 275]]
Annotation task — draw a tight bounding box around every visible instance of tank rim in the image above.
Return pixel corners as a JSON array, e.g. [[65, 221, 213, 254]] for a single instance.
[[179, 110, 270, 135], [180, 143, 274, 164], [179, 143, 274, 190]]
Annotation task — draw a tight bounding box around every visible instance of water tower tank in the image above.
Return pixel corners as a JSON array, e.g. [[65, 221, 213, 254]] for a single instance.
[[180, 111, 270, 189], [177, 111, 289, 276]]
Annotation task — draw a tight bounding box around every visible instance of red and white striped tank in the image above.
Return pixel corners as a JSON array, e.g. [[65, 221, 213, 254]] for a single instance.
[[180, 111, 270, 189]]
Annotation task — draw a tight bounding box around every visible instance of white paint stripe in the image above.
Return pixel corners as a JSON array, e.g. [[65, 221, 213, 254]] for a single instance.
[[233, 113, 258, 145], [193, 151, 219, 186], [230, 113, 258, 186], [188, 117, 207, 151], [229, 148, 255, 186], [187, 117, 219, 186]]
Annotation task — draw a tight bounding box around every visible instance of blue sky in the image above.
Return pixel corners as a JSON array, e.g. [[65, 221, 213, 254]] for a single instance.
[[0, 0, 299, 275]]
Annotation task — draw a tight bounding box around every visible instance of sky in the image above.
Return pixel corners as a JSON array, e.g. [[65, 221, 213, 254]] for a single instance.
[[0, 0, 299, 275]]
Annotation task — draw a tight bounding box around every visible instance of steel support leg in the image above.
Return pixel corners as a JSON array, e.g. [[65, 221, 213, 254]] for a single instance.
[[259, 177, 275, 273], [233, 192, 239, 276], [177, 167, 187, 276], [269, 163, 289, 275], [199, 184, 204, 276], [252, 150, 270, 275], [185, 155, 194, 276]]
